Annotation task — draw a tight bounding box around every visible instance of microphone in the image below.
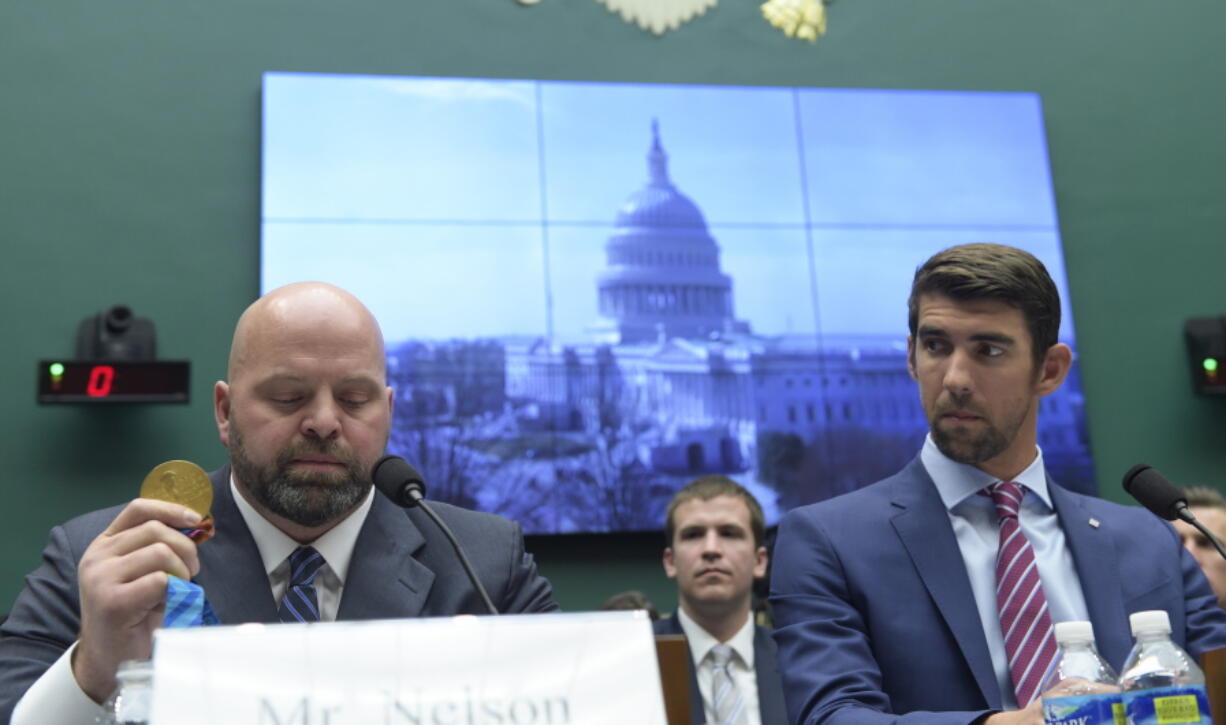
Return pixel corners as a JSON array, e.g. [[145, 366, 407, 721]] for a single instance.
[[1122, 463, 1191, 522], [1122, 463, 1226, 562], [372, 454, 427, 507], [371, 455, 498, 615]]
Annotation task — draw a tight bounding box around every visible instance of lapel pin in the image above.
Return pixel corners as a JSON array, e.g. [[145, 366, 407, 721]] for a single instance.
[[1088, 517, 1100, 529]]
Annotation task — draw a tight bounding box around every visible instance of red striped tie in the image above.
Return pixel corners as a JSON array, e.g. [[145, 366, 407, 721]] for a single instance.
[[989, 481, 1057, 707]]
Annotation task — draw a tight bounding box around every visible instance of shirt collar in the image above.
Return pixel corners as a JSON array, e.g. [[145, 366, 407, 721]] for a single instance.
[[676, 607, 756, 668], [229, 473, 375, 583], [919, 434, 1052, 512]]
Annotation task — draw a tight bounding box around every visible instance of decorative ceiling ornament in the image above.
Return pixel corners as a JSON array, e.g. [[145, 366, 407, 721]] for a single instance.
[[594, 0, 718, 36], [761, 0, 828, 43]]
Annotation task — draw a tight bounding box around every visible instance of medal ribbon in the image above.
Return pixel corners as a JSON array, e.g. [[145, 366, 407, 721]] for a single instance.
[[163, 575, 219, 628]]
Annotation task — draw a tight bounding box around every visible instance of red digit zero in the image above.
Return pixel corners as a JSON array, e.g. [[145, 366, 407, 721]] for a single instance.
[[86, 365, 115, 397]]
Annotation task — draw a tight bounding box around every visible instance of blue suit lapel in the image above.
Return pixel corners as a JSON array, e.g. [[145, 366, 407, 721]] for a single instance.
[[753, 625, 787, 725], [889, 459, 1002, 709], [197, 466, 281, 624], [337, 492, 436, 620], [1049, 483, 1131, 667]]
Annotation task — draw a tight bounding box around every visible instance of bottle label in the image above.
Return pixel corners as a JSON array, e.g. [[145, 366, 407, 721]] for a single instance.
[[1042, 693, 1125, 725], [1122, 685, 1211, 724]]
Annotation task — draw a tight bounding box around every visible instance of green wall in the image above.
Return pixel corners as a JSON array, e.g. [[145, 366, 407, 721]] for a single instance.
[[3, 0, 1225, 613]]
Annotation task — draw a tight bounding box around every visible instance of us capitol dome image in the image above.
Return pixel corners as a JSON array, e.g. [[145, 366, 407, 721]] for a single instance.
[[390, 121, 1092, 531]]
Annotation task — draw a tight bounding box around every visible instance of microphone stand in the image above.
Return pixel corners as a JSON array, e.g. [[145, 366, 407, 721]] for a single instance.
[[1175, 504, 1226, 563], [406, 489, 499, 616], [373, 454, 499, 616]]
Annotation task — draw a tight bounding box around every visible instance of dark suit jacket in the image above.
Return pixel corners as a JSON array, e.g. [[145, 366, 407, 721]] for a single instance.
[[0, 466, 557, 720], [769, 456, 1226, 725], [654, 612, 787, 725]]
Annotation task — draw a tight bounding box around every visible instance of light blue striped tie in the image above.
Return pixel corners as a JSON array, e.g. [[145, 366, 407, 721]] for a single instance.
[[708, 644, 746, 725], [278, 547, 324, 623]]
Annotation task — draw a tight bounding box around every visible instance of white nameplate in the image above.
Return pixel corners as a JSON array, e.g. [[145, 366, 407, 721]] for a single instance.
[[150, 611, 666, 724]]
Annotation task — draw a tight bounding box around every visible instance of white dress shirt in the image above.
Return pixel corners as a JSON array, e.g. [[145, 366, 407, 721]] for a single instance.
[[11, 477, 375, 725], [920, 435, 1090, 710], [677, 608, 761, 725], [232, 477, 373, 621]]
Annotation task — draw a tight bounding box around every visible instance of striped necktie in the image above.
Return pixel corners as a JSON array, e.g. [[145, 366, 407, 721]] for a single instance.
[[708, 643, 746, 725], [989, 481, 1057, 706], [278, 546, 324, 623]]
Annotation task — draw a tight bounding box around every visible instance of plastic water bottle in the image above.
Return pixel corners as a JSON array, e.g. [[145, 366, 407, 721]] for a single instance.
[[1118, 610, 1211, 725], [1041, 620, 1124, 725], [97, 659, 152, 725]]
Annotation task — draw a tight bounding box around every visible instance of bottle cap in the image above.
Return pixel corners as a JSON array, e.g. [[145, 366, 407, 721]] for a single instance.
[[1129, 609, 1172, 636], [1054, 620, 1094, 644]]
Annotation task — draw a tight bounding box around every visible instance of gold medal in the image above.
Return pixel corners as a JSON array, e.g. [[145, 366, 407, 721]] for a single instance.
[[140, 460, 214, 517]]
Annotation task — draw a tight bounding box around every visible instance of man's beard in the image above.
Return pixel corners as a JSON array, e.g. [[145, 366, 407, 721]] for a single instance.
[[229, 425, 370, 528], [929, 394, 1030, 466]]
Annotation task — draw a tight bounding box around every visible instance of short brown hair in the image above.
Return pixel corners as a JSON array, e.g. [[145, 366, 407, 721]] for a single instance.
[[599, 590, 660, 620], [1185, 485, 1226, 511], [664, 475, 765, 548], [908, 243, 1061, 365]]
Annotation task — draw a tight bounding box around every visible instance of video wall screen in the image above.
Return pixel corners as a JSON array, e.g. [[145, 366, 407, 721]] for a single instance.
[[261, 72, 1093, 534]]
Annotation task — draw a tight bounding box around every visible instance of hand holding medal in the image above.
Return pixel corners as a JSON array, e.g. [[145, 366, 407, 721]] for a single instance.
[[73, 463, 213, 702], [139, 460, 215, 543], [138, 460, 220, 629]]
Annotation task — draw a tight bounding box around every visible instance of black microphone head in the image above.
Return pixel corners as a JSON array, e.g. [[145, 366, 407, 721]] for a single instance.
[[1122, 463, 1187, 521], [371, 454, 427, 508]]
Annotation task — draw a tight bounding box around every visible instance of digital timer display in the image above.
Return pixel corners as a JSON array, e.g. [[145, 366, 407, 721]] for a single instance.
[[38, 361, 190, 404]]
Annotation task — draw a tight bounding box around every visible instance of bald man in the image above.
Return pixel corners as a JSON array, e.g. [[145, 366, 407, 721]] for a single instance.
[[0, 283, 558, 724]]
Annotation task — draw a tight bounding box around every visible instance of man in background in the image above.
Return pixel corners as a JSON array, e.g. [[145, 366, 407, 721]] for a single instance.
[[771, 243, 1226, 724], [655, 475, 785, 725], [0, 282, 557, 724], [1175, 486, 1226, 609], [600, 589, 661, 620]]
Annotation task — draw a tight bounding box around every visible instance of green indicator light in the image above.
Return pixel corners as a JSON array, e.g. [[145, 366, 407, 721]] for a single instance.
[[49, 363, 65, 377], [1205, 358, 1219, 374]]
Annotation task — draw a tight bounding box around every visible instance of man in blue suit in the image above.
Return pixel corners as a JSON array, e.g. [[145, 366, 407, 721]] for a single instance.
[[654, 475, 786, 725], [771, 244, 1226, 724], [0, 282, 557, 724]]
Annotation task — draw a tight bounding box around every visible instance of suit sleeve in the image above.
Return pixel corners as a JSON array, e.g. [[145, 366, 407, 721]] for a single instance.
[[770, 509, 992, 725], [495, 520, 559, 614], [0, 524, 87, 723]]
